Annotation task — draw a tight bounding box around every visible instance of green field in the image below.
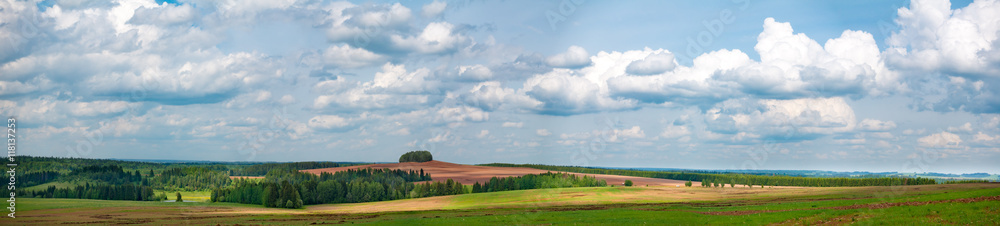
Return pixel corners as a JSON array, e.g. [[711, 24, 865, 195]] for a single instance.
[[7, 183, 998, 225], [153, 190, 212, 202]]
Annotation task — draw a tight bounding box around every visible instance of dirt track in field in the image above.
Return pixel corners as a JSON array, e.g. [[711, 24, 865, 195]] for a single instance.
[[300, 160, 688, 186]]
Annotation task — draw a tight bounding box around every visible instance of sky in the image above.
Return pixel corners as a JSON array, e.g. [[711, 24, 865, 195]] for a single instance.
[[1, 0, 999, 174]]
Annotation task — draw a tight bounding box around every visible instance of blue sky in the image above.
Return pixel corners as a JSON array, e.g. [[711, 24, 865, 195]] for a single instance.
[[2, 0, 999, 174]]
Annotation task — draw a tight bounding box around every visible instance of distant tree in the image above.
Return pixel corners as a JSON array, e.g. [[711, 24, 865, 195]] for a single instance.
[[624, 180, 633, 187], [175, 192, 182, 202], [685, 181, 692, 187]]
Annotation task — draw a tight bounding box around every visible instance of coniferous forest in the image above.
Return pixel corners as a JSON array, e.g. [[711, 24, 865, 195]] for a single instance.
[[470, 172, 607, 193], [213, 168, 432, 208]]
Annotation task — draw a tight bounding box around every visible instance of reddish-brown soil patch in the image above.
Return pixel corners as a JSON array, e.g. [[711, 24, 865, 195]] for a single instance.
[[300, 160, 687, 186]]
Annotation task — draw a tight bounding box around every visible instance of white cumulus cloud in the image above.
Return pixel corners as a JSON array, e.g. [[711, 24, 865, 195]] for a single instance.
[[918, 131, 962, 148], [546, 45, 592, 68], [421, 1, 447, 18]]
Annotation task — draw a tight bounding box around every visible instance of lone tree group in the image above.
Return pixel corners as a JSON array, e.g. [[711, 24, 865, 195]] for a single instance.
[[399, 150, 433, 163]]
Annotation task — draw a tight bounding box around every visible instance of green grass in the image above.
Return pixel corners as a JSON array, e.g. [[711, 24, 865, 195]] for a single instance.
[[447, 186, 644, 209], [15, 198, 264, 212], [154, 190, 212, 202]]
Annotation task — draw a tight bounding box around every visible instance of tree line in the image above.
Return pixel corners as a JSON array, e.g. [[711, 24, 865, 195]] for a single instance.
[[25, 183, 164, 201], [471, 172, 606, 193], [410, 179, 466, 198], [941, 179, 991, 184], [482, 163, 938, 187], [212, 168, 432, 208]]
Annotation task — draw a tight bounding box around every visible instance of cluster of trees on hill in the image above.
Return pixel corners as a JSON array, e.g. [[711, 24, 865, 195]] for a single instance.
[[471, 172, 607, 193], [399, 150, 433, 163], [482, 164, 938, 187], [212, 168, 432, 208], [25, 183, 165, 201]]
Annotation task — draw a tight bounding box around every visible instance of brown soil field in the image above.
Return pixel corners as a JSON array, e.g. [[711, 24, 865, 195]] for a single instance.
[[300, 160, 688, 186]]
